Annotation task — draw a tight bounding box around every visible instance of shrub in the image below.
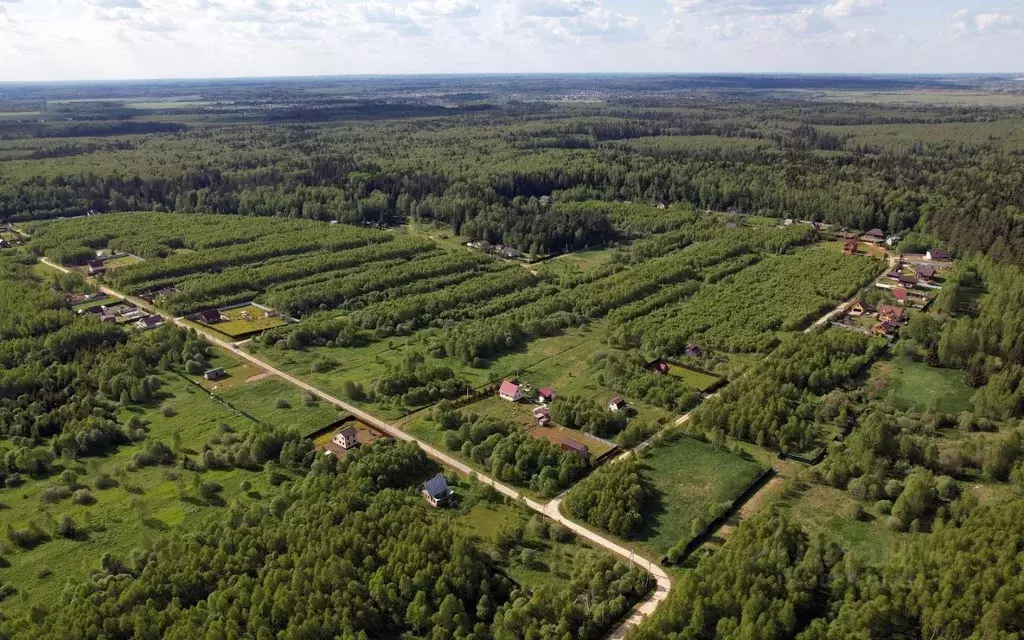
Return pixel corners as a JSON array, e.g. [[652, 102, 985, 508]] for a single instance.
[[199, 480, 223, 501], [846, 502, 865, 521], [40, 486, 73, 504], [161, 405, 176, 418], [71, 489, 96, 505], [184, 359, 204, 375], [274, 398, 290, 409], [875, 499, 893, 515], [57, 514, 79, 539]]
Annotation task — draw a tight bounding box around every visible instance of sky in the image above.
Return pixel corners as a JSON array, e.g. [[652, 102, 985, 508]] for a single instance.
[[0, 0, 1022, 81]]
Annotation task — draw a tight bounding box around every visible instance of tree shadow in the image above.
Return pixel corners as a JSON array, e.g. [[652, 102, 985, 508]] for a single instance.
[[142, 517, 170, 531]]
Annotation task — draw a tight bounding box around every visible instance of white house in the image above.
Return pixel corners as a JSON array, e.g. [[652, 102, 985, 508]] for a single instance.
[[333, 426, 358, 450], [608, 396, 627, 412], [498, 380, 522, 402]]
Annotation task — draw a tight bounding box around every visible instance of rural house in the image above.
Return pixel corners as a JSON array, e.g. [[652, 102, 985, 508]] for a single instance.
[[537, 387, 555, 403], [99, 314, 117, 324], [898, 274, 919, 287], [500, 247, 520, 260], [926, 249, 950, 261], [498, 380, 522, 402], [878, 305, 905, 323], [608, 396, 627, 412], [843, 240, 858, 255], [684, 343, 705, 358], [849, 300, 867, 317], [204, 368, 226, 381], [333, 426, 359, 450], [533, 406, 551, 426], [873, 320, 900, 336], [915, 265, 937, 282], [892, 288, 908, 304], [135, 315, 164, 331], [191, 309, 223, 324], [86, 259, 106, 275], [862, 228, 885, 242], [648, 358, 670, 375], [886, 235, 901, 247], [423, 473, 452, 508], [560, 439, 589, 458]]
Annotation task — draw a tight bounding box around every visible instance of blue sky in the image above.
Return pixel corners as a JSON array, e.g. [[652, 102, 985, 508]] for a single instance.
[[0, 0, 1021, 81]]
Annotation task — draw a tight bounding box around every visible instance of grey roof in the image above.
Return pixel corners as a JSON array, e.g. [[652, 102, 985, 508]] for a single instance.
[[424, 473, 449, 499]]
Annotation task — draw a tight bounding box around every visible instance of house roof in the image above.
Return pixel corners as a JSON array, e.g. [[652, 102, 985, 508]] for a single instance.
[[192, 309, 222, 323], [87, 260, 105, 269], [609, 395, 626, 406], [533, 407, 550, 417], [916, 266, 937, 278], [844, 239, 858, 248], [499, 380, 520, 396], [205, 368, 224, 375], [865, 228, 885, 237], [338, 426, 357, 438], [538, 387, 554, 397], [928, 249, 950, 259], [561, 439, 588, 453], [898, 274, 919, 285], [892, 288, 908, 300], [138, 315, 163, 327], [879, 305, 904, 319], [424, 473, 449, 499]]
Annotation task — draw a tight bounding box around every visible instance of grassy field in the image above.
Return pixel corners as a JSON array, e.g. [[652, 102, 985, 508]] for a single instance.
[[633, 433, 765, 559], [0, 373, 284, 617], [101, 255, 144, 271], [669, 364, 720, 392], [245, 323, 676, 424], [71, 295, 120, 312], [215, 376, 344, 436], [776, 479, 903, 565], [450, 496, 645, 594], [535, 247, 619, 279], [214, 304, 288, 338], [816, 91, 1024, 107], [871, 355, 975, 414]]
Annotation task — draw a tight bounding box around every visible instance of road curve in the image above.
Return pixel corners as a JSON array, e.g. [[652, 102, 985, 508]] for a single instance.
[[40, 257, 672, 636]]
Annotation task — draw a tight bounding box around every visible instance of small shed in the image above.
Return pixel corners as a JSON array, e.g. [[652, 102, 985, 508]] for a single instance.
[[849, 300, 867, 317], [843, 240, 858, 256], [498, 380, 522, 403], [423, 473, 452, 508], [684, 343, 705, 358], [608, 396, 627, 412], [500, 247, 520, 260], [86, 259, 106, 274], [915, 266, 937, 281], [926, 249, 950, 261], [204, 368, 226, 381], [533, 407, 551, 426], [333, 426, 358, 450], [537, 387, 555, 403]]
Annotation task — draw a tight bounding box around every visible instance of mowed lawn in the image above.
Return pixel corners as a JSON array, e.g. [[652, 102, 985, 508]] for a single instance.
[[0, 374, 282, 617], [216, 376, 344, 436], [873, 356, 975, 414], [634, 434, 765, 558]]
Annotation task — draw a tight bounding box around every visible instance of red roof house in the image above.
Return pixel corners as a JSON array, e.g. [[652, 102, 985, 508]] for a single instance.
[[608, 396, 627, 411], [537, 387, 555, 403], [560, 439, 589, 458], [878, 305, 904, 323], [892, 288, 908, 304], [498, 381, 522, 402], [533, 406, 551, 426]]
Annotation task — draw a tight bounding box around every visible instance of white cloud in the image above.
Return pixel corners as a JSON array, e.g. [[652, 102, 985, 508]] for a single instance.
[[842, 26, 885, 44], [520, 0, 598, 18], [410, 0, 480, 17], [668, 0, 815, 15], [95, 0, 144, 8], [824, 0, 884, 19], [506, 0, 644, 43], [707, 19, 745, 40], [759, 7, 835, 37], [952, 8, 1021, 36]]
